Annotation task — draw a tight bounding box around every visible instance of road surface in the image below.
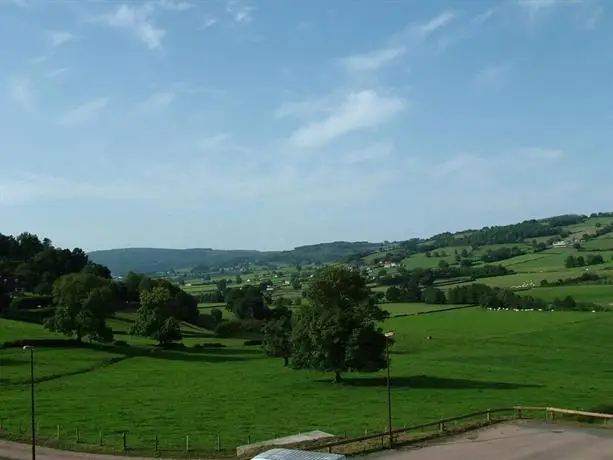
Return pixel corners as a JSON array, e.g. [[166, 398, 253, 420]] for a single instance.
[[2, 421, 613, 459], [366, 421, 613, 460]]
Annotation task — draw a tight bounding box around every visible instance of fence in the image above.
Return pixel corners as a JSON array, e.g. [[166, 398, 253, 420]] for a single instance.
[[1, 406, 613, 458]]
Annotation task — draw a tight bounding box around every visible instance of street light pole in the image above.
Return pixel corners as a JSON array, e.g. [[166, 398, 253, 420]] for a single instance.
[[384, 332, 395, 449], [23, 346, 36, 460]]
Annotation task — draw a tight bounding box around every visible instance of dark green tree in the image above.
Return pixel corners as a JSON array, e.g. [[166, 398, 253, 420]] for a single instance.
[[291, 266, 389, 383], [44, 273, 115, 342], [262, 305, 293, 366], [131, 286, 182, 345]]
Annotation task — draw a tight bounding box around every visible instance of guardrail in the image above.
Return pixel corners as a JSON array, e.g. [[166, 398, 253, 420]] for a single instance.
[[304, 406, 613, 456]]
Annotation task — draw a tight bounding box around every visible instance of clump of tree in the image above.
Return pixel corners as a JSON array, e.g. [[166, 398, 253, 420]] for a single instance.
[[481, 246, 526, 263], [44, 272, 116, 343], [447, 282, 601, 311], [262, 304, 293, 366], [540, 272, 610, 287], [131, 286, 182, 345], [291, 266, 389, 384], [564, 254, 604, 268]]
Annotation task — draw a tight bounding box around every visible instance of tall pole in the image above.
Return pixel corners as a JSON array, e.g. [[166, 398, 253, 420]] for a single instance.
[[386, 337, 393, 448], [24, 346, 36, 460]]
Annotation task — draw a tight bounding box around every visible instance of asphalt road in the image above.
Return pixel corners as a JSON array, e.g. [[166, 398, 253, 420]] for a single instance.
[[2, 421, 613, 460], [365, 421, 613, 460]]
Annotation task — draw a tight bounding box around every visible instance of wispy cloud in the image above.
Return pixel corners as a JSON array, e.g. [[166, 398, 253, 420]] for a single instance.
[[201, 16, 218, 29], [274, 96, 333, 119], [47, 30, 75, 48], [475, 62, 512, 87], [225, 0, 254, 24], [139, 92, 174, 110], [45, 67, 68, 79], [95, 4, 165, 49], [156, 0, 193, 11], [413, 10, 456, 40], [342, 142, 395, 164], [518, 146, 565, 160], [7, 76, 35, 112], [516, 0, 585, 20], [288, 90, 406, 148], [57, 97, 109, 126], [339, 48, 405, 73]]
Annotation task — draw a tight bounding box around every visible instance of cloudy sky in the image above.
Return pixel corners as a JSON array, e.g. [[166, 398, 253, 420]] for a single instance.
[[1, 0, 611, 251]]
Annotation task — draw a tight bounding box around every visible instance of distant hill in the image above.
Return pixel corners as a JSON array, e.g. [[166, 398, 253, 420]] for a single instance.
[[88, 212, 613, 275], [88, 242, 385, 275]]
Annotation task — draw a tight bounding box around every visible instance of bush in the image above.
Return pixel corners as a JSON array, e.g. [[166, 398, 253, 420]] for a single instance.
[[9, 295, 54, 310], [214, 319, 264, 338], [192, 342, 226, 349]]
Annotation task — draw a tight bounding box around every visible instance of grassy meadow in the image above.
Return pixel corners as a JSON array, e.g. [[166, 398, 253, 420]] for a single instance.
[[2, 308, 613, 455]]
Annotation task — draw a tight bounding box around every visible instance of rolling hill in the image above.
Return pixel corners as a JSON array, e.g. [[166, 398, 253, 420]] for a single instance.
[[87, 212, 613, 275]]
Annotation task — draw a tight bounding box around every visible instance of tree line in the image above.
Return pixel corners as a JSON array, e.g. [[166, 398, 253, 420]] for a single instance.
[[564, 254, 605, 268]]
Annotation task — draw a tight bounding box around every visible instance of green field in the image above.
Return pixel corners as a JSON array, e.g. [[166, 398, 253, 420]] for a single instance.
[[2, 309, 613, 455]]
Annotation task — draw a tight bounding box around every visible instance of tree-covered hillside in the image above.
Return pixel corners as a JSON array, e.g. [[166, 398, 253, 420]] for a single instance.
[[87, 212, 613, 275], [88, 242, 385, 275]]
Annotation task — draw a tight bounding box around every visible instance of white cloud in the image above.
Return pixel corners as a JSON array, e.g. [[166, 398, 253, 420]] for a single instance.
[[97, 4, 165, 49], [342, 142, 395, 164], [475, 62, 512, 86], [156, 0, 193, 11], [7, 76, 35, 112], [413, 10, 455, 39], [201, 16, 218, 29], [288, 90, 406, 148], [45, 67, 68, 79], [517, 0, 584, 20], [226, 0, 254, 24], [47, 30, 75, 48], [274, 96, 333, 119], [56, 97, 109, 126], [339, 48, 405, 73], [518, 147, 565, 160], [196, 133, 231, 150], [139, 92, 174, 110]]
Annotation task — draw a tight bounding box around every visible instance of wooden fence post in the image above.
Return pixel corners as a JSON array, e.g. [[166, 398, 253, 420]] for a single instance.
[[154, 435, 158, 453], [216, 433, 220, 452], [75, 427, 80, 443], [186, 435, 190, 452], [122, 432, 127, 452], [248, 434, 251, 444], [551, 410, 556, 421], [56, 425, 60, 440], [438, 422, 444, 434], [518, 409, 523, 419], [486, 409, 491, 422], [98, 431, 103, 446]]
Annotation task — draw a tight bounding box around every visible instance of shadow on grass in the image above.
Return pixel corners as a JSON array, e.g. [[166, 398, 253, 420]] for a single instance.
[[316, 374, 543, 390]]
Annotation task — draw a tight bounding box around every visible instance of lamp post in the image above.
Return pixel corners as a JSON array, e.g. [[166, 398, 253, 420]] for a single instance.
[[384, 331, 395, 449], [22, 345, 36, 460]]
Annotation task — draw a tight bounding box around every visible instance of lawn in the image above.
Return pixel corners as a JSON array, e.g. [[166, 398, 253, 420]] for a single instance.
[[525, 285, 613, 306], [2, 310, 613, 456]]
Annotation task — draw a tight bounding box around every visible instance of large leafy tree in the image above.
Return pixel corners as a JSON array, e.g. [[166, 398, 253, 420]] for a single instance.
[[262, 304, 293, 366], [291, 266, 389, 383], [225, 284, 270, 320], [131, 286, 182, 345], [44, 272, 116, 342]]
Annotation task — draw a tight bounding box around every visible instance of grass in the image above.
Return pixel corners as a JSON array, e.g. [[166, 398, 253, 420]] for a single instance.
[[2, 309, 613, 456], [526, 285, 613, 306]]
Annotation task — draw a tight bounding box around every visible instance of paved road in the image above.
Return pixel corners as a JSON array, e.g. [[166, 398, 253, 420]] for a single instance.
[[366, 421, 613, 460], [0, 440, 166, 460], [2, 421, 613, 460]]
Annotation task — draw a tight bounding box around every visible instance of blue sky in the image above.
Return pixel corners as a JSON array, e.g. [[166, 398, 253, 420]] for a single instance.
[[1, 0, 611, 251]]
